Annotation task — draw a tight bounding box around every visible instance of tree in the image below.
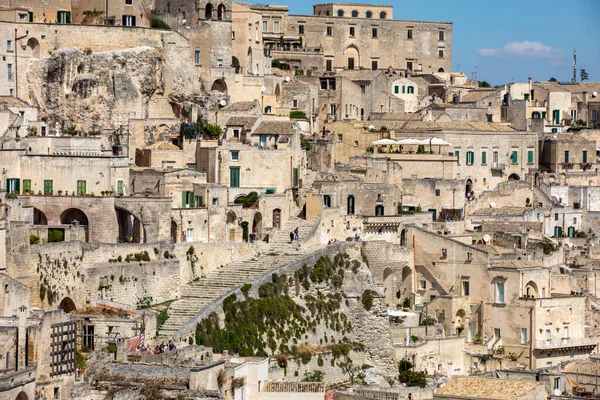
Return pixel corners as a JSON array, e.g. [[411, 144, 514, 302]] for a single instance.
[[581, 69, 589, 82], [549, 77, 558, 82], [398, 359, 427, 388], [478, 80, 491, 88], [338, 360, 365, 385]]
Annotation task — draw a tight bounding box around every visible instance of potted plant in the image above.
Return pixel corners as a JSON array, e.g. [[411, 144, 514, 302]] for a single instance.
[[473, 334, 482, 344], [65, 191, 69, 196], [57, 190, 63, 195]]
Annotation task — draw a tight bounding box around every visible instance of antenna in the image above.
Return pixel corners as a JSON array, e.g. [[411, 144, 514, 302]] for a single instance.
[[572, 49, 577, 83]]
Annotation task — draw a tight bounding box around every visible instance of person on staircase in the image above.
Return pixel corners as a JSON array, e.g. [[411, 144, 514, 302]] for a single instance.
[[294, 227, 299, 241], [289, 231, 295, 243]]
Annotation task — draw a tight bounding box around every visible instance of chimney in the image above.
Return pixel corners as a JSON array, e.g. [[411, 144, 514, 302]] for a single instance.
[[458, 90, 463, 103], [583, 91, 588, 105]]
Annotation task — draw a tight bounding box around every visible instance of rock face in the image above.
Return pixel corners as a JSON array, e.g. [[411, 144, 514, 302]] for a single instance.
[[27, 47, 164, 131]]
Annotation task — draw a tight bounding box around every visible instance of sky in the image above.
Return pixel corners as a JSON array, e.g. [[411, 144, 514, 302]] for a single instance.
[[283, 0, 600, 85]]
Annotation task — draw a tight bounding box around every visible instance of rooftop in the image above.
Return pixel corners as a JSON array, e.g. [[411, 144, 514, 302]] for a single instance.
[[0, 96, 31, 108], [252, 120, 297, 135], [438, 377, 544, 399], [225, 116, 260, 130], [470, 207, 530, 217], [222, 100, 260, 112]]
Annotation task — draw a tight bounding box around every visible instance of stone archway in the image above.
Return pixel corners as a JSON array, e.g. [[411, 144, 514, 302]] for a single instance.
[[274, 84, 281, 102], [400, 228, 407, 246], [60, 208, 89, 241], [115, 207, 146, 243], [525, 280, 539, 298], [383, 267, 394, 304], [252, 212, 263, 241], [58, 297, 76, 313], [455, 309, 466, 334], [25, 37, 40, 59], [465, 179, 473, 198], [211, 79, 227, 94], [508, 173, 520, 181], [217, 3, 225, 20], [247, 47, 253, 76], [33, 208, 47, 225], [227, 211, 237, 241], [344, 45, 360, 70], [171, 220, 178, 243], [16, 392, 29, 400], [205, 3, 213, 19]]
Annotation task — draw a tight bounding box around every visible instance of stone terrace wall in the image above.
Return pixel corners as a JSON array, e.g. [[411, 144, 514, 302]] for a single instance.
[[268, 350, 365, 384], [103, 362, 191, 383]]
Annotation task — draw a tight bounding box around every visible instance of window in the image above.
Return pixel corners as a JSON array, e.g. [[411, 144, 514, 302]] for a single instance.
[[229, 167, 240, 188], [402, 86, 406, 94], [326, 59, 332, 71], [407, 61, 413, 71], [564, 150, 569, 163], [466, 151, 474, 165], [379, 11, 386, 19], [462, 281, 470, 296], [232, 31, 236, 39], [337, 134, 342, 142], [371, 60, 378, 70], [481, 151, 487, 165], [23, 179, 31, 193], [298, 24, 304, 35], [351, 10, 358, 17], [117, 180, 123, 196], [583, 150, 588, 163], [554, 377, 561, 392], [125, 0, 133, 4], [349, 27, 355, 37], [435, 189, 440, 196], [511, 150, 518, 164], [212, 197, 219, 206], [439, 30, 444, 41], [6, 178, 19, 193], [231, 151, 239, 161], [273, 21, 280, 33], [262, 21, 268, 32], [216, 58, 223, 67], [337, 10, 344, 17], [494, 328, 501, 340], [455, 150, 460, 165], [407, 86, 414, 94], [353, 141, 358, 147], [57, 10, 71, 24], [44, 179, 53, 195], [493, 151, 498, 167], [375, 204, 384, 216], [77, 180, 86, 196], [592, 110, 598, 121], [7, 64, 12, 81], [438, 49, 444, 58], [563, 326, 569, 339], [419, 280, 426, 290], [521, 328, 527, 344], [407, 29, 413, 40], [182, 191, 195, 208], [495, 282, 505, 303], [122, 15, 136, 26], [6, 40, 12, 51], [323, 195, 332, 208], [292, 99, 298, 109], [195, 195, 203, 207], [348, 57, 355, 69], [527, 150, 534, 164], [326, 26, 333, 36], [185, 228, 194, 242], [194, 50, 201, 66], [394, 85, 399, 94], [372, 28, 378, 38], [554, 213, 559, 221], [347, 195, 355, 215], [366, 11, 372, 18]]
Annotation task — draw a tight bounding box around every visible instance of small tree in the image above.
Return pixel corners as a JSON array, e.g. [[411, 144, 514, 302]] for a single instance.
[[338, 360, 365, 385], [398, 359, 427, 388]]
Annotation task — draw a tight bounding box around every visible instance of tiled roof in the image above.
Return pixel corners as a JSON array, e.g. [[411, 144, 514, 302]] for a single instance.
[[470, 207, 529, 216], [145, 141, 179, 150], [460, 90, 500, 103], [388, 121, 515, 132], [337, 70, 381, 81], [377, 113, 423, 121], [252, 121, 296, 135], [222, 100, 260, 112], [225, 116, 259, 130], [438, 377, 543, 399], [0, 96, 31, 108]]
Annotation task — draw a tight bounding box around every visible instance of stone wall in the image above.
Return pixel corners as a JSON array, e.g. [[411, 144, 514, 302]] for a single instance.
[[102, 361, 191, 383], [268, 350, 365, 384]]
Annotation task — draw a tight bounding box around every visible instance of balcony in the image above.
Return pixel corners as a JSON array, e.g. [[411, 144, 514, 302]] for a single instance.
[[490, 163, 505, 172], [534, 337, 597, 350]]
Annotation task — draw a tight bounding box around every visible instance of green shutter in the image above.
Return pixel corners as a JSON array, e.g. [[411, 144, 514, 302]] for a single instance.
[[190, 192, 195, 208], [44, 180, 53, 194], [394, 86, 399, 94], [583, 150, 588, 163], [23, 179, 31, 193], [564, 151, 569, 163], [455, 150, 460, 165], [181, 192, 186, 207], [481, 151, 487, 165], [230, 168, 240, 188], [527, 150, 534, 164], [57, 11, 60, 23], [511, 151, 518, 164], [28, 11, 33, 22], [117, 180, 123, 195], [293, 168, 299, 187], [77, 180, 86, 196]]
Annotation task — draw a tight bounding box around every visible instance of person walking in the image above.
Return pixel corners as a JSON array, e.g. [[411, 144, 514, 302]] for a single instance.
[[289, 231, 295, 243], [294, 227, 299, 241]]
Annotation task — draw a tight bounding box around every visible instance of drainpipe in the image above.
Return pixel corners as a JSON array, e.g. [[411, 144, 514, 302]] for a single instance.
[[14, 29, 29, 99], [206, 188, 210, 243], [529, 305, 534, 370]]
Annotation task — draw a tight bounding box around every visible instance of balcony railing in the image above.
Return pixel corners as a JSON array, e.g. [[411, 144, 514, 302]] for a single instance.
[[534, 337, 597, 350]]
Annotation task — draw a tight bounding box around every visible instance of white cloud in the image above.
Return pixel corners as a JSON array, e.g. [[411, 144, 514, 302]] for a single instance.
[[477, 41, 564, 64]]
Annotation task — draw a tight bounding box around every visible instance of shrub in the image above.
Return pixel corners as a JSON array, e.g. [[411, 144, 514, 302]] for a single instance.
[[150, 9, 171, 30], [30, 234, 40, 245], [48, 229, 64, 243], [157, 308, 169, 329], [301, 139, 312, 150], [302, 370, 324, 382], [398, 359, 427, 387], [290, 110, 307, 119], [6, 192, 17, 199], [361, 289, 376, 311], [241, 283, 252, 297], [403, 297, 411, 308]]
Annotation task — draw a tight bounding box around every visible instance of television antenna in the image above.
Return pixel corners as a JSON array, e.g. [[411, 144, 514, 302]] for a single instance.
[[572, 49, 577, 83]]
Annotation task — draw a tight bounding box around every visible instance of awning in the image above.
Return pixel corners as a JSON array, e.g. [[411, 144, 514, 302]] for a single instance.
[[387, 309, 417, 317]]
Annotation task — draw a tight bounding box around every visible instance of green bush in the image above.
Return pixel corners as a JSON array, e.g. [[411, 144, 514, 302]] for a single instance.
[[30, 234, 40, 245], [234, 192, 259, 207], [48, 229, 64, 243], [150, 10, 171, 30], [6, 192, 17, 199], [290, 111, 307, 119], [361, 289, 376, 311], [398, 359, 427, 387], [205, 123, 223, 138], [302, 370, 324, 382], [301, 139, 312, 150]]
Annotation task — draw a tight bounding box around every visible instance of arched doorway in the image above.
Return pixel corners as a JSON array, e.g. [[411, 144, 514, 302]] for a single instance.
[[400, 265, 412, 300], [16, 392, 29, 400], [437, 68, 445, 73], [508, 173, 520, 181], [58, 297, 76, 313], [205, 3, 213, 19], [252, 212, 262, 241], [171, 220, 178, 243], [455, 309, 466, 334], [272, 209, 281, 229], [217, 3, 225, 20], [60, 208, 89, 225], [400, 228, 407, 246], [227, 211, 237, 241], [247, 47, 253, 76], [383, 267, 394, 303], [524, 280, 539, 298], [116, 207, 146, 243], [25, 37, 40, 59], [343, 45, 360, 70], [465, 179, 473, 198], [211, 79, 227, 94], [33, 208, 47, 225], [232, 56, 241, 74], [534, 172, 539, 187]]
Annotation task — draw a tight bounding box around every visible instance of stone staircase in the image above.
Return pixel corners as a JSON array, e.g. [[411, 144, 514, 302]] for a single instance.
[[416, 264, 450, 296]]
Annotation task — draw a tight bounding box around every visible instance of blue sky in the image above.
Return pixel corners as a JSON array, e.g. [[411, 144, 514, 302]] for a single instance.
[[284, 0, 600, 85]]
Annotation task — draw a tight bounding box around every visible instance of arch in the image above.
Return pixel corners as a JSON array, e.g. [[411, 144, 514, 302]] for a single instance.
[[217, 3, 225, 20], [337, 9, 344, 17], [115, 207, 146, 243], [25, 37, 40, 59], [232, 56, 241, 73], [532, 111, 541, 119], [383, 267, 394, 301], [274, 84, 281, 101], [16, 392, 29, 400], [365, 10, 372, 18], [437, 68, 445, 73], [455, 309, 466, 331], [227, 211, 237, 241], [33, 208, 47, 225], [60, 208, 89, 225], [272, 208, 281, 229], [524, 280, 539, 298], [465, 178, 473, 198], [344, 45, 360, 70], [58, 297, 76, 313], [400, 228, 407, 246], [171, 220, 178, 243], [351, 10, 358, 17], [534, 172, 540, 187], [205, 3, 213, 19], [379, 11, 387, 19], [252, 212, 263, 241], [508, 173, 520, 181], [247, 47, 253, 76], [401, 266, 411, 282], [211, 79, 227, 94]]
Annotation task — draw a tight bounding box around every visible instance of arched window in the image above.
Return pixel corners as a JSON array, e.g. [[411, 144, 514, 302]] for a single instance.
[[365, 11, 372, 18], [217, 4, 225, 20], [351, 10, 358, 17], [438, 67, 445, 73], [337, 9, 344, 17], [532, 111, 541, 119], [379, 11, 387, 19], [205, 3, 213, 19], [407, 86, 414, 94]]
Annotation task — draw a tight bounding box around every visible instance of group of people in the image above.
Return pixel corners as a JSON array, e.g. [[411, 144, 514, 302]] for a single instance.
[[136, 340, 176, 354], [466, 190, 476, 201], [289, 227, 299, 243]]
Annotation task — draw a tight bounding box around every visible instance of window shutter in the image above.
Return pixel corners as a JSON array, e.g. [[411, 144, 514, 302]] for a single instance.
[[132, 16, 136, 26], [481, 151, 486, 165], [66, 11, 71, 23], [190, 192, 195, 207], [528, 151, 533, 164], [181, 192, 186, 207], [122, 15, 127, 26], [455, 151, 460, 165], [28, 11, 33, 22]]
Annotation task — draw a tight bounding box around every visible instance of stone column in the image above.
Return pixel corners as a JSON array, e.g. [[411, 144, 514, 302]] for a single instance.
[[466, 316, 472, 343]]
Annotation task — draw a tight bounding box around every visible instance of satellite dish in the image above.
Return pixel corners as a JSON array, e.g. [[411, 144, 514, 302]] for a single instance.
[[285, 76, 291, 82], [181, 19, 186, 24], [261, 86, 266, 93], [368, 125, 375, 131], [554, 389, 561, 396], [483, 234, 491, 243], [219, 100, 227, 107], [489, 202, 496, 208], [593, 91, 598, 98]]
